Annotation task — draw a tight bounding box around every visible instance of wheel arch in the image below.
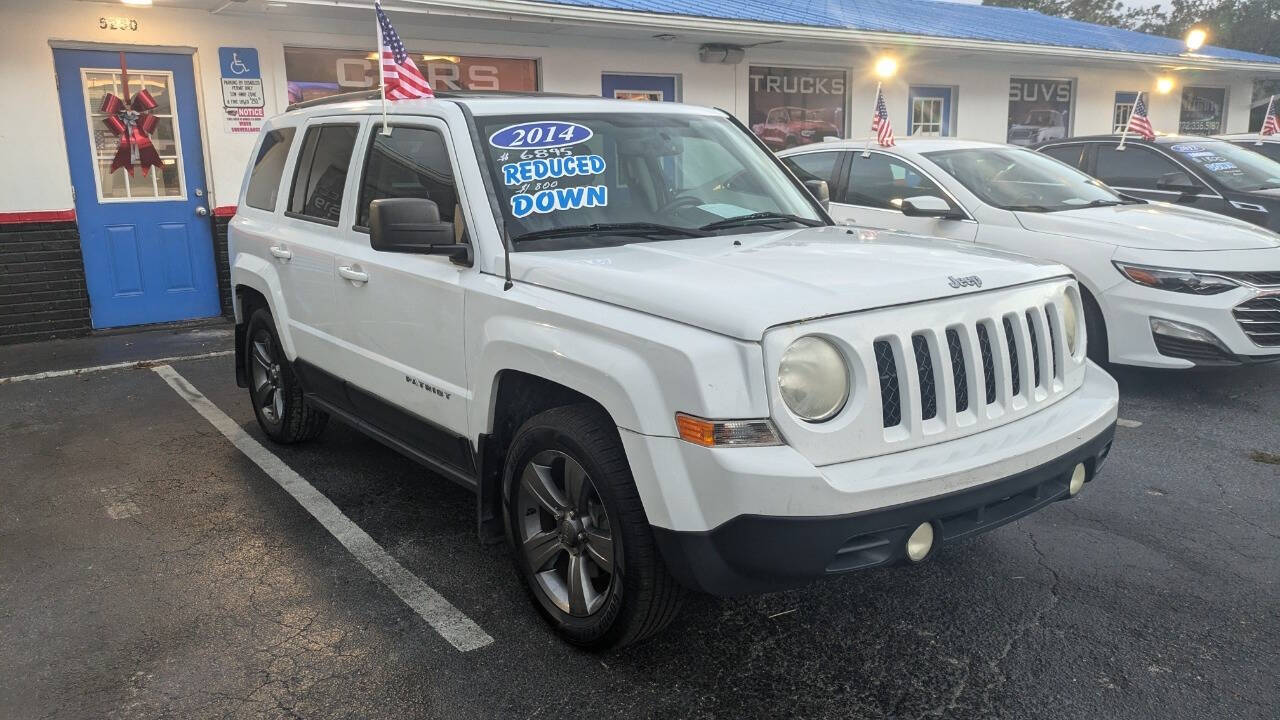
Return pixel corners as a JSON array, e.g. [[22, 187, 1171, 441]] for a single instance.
[[475, 368, 626, 544]]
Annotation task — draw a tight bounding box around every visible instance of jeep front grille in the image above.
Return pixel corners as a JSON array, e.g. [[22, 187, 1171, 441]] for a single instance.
[[767, 278, 1085, 467], [1234, 296, 1280, 347], [876, 303, 1065, 429]]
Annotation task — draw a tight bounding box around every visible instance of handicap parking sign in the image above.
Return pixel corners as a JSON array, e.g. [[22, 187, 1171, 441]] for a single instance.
[[218, 47, 260, 80]]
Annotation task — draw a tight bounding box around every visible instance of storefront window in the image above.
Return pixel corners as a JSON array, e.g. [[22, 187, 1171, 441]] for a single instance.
[[747, 66, 847, 151], [1007, 78, 1073, 146], [1113, 92, 1137, 133], [283, 47, 538, 104], [908, 87, 954, 137], [1178, 86, 1226, 135]]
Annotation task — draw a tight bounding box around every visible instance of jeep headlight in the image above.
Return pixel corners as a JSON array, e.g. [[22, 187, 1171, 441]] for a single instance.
[[778, 336, 849, 422], [1061, 290, 1081, 356]]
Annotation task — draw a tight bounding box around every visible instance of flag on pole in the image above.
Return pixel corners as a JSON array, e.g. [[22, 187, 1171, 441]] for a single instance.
[[376, 2, 433, 100], [872, 85, 896, 147], [1262, 96, 1279, 136], [1125, 93, 1155, 141]]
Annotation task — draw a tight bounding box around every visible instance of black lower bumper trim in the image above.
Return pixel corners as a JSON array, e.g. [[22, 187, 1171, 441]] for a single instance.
[[1154, 334, 1280, 367], [653, 423, 1116, 597]]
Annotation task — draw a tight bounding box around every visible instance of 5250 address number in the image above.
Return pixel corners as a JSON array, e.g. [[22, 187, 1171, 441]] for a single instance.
[[99, 17, 140, 31]]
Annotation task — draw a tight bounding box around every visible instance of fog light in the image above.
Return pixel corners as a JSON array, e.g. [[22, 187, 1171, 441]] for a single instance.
[[1068, 463, 1087, 496], [906, 522, 934, 562]]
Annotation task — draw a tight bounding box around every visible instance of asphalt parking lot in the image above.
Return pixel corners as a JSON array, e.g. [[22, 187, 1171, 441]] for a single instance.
[[1, 325, 1277, 720]]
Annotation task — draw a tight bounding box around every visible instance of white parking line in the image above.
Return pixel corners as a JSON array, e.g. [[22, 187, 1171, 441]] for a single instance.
[[0, 350, 234, 385], [151, 364, 494, 653], [1117, 418, 1143, 429]]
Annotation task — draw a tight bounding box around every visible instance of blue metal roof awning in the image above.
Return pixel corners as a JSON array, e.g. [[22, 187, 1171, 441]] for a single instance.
[[523, 0, 1280, 65]]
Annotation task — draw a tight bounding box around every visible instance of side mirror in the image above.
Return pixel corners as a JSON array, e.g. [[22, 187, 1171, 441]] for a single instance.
[[901, 195, 962, 219], [1155, 171, 1203, 195], [803, 179, 830, 210], [369, 198, 470, 264]]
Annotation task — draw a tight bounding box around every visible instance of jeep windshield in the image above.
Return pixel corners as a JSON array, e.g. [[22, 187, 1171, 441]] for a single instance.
[[926, 147, 1130, 213], [475, 112, 827, 250]]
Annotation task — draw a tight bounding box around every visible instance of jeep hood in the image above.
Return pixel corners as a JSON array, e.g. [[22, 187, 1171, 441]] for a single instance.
[[1015, 202, 1280, 251], [510, 226, 1067, 340]]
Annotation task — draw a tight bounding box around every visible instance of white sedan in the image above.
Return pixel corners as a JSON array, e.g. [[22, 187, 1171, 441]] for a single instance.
[[778, 138, 1280, 369]]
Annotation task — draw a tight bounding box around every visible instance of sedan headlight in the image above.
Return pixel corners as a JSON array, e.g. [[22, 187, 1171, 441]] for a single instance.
[[1113, 262, 1240, 295], [1061, 290, 1081, 356], [778, 336, 849, 422]]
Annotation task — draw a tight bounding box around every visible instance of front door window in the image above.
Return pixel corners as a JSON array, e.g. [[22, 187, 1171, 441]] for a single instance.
[[82, 69, 184, 201]]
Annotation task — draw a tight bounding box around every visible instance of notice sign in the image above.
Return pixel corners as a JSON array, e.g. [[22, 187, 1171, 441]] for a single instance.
[[219, 47, 264, 134], [224, 106, 265, 134]]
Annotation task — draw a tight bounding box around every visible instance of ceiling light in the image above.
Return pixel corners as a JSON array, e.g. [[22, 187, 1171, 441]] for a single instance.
[[121, 0, 153, 6], [874, 56, 898, 79]]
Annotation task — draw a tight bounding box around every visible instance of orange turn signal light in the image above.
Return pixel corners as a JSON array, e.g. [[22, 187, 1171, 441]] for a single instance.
[[675, 413, 782, 448]]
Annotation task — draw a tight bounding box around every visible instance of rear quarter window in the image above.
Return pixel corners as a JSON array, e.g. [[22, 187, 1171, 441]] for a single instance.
[[245, 128, 297, 211]]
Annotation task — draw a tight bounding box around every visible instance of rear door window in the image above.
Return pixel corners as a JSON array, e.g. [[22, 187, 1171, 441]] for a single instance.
[[288, 124, 359, 224]]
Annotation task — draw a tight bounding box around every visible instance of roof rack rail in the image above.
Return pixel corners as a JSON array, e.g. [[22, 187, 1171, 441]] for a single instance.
[[286, 89, 600, 112]]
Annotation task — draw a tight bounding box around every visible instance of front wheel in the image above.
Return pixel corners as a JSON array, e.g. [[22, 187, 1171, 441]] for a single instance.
[[503, 404, 685, 649], [244, 308, 328, 443]]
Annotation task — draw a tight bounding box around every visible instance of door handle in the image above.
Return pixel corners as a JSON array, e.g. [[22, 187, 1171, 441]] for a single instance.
[[338, 265, 369, 284], [195, 206, 209, 217], [268, 245, 292, 260]]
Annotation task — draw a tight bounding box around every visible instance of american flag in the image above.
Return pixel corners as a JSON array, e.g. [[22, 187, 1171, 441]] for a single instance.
[[1263, 96, 1279, 136], [376, 2, 433, 100], [872, 86, 895, 147], [1125, 93, 1154, 140]]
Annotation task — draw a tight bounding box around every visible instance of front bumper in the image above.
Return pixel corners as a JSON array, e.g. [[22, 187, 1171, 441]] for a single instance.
[[1100, 282, 1280, 368], [622, 362, 1118, 597], [653, 425, 1114, 596]]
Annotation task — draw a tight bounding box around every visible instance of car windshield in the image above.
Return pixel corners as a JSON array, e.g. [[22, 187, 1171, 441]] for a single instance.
[[1165, 140, 1280, 192], [925, 147, 1125, 212], [476, 112, 826, 250]]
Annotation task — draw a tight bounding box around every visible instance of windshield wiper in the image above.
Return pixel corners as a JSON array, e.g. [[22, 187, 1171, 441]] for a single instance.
[[699, 212, 824, 231], [1079, 199, 1126, 208], [511, 222, 708, 244], [1002, 204, 1053, 213]]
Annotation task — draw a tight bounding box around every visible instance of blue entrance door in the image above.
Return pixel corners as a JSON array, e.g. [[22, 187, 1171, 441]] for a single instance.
[[54, 49, 220, 329], [601, 74, 679, 102]]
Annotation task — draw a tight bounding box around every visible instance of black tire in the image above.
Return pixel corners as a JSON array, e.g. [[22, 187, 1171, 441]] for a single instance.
[[502, 404, 685, 649], [1081, 291, 1109, 366], [244, 307, 328, 444]]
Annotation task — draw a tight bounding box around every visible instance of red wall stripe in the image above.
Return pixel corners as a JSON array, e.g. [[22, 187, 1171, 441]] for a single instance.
[[0, 209, 77, 224], [213, 205, 237, 218]]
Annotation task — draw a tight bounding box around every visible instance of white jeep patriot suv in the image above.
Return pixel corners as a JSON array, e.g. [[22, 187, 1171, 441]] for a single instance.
[[230, 91, 1119, 649]]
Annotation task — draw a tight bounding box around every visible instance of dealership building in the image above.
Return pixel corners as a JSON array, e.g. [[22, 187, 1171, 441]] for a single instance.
[[4, 0, 1280, 343]]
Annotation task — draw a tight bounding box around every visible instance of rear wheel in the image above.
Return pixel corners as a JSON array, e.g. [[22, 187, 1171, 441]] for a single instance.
[[244, 308, 328, 443], [503, 404, 685, 649]]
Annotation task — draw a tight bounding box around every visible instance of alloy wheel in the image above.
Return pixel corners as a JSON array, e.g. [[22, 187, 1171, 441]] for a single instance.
[[515, 450, 616, 617], [249, 329, 284, 426]]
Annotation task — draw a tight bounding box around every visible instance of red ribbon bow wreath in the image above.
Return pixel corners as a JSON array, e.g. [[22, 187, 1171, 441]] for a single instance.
[[100, 86, 163, 176]]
